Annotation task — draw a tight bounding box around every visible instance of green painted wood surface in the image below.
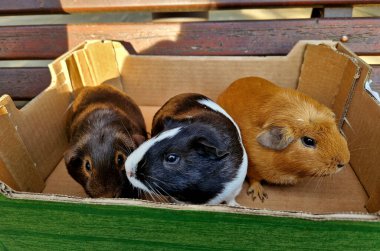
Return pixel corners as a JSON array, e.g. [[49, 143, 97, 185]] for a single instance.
[[0, 195, 379, 250]]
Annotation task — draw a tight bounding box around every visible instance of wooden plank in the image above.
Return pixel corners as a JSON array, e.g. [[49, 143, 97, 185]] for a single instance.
[[0, 25, 68, 59], [1, 0, 380, 14], [0, 65, 378, 102], [0, 68, 50, 100], [0, 19, 380, 60]]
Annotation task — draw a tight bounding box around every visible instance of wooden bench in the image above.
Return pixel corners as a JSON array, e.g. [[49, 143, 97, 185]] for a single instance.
[[0, 0, 379, 105]]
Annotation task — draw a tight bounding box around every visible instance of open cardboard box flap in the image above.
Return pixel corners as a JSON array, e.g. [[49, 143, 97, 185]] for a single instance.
[[0, 40, 379, 221]]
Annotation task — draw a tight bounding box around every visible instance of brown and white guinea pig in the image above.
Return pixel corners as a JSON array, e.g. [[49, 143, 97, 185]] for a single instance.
[[217, 77, 350, 202], [64, 84, 147, 198], [125, 93, 248, 205]]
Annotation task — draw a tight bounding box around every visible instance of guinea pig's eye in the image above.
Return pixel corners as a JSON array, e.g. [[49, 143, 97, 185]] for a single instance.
[[301, 136, 316, 148], [115, 151, 126, 167], [85, 160, 92, 172], [165, 153, 180, 164], [117, 154, 125, 166]]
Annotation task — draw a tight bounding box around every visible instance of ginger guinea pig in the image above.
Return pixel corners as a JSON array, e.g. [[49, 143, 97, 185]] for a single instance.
[[125, 93, 248, 205], [217, 77, 350, 202], [64, 84, 147, 198]]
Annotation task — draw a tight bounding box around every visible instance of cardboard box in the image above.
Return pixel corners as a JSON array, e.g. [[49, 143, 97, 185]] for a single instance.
[[0, 40, 379, 221]]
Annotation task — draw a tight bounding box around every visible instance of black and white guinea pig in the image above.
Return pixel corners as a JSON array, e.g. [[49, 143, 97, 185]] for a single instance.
[[125, 93, 248, 205]]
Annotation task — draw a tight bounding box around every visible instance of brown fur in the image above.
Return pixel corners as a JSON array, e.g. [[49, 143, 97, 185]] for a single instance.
[[65, 84, 147, 198], [217, 77, 350, 201]]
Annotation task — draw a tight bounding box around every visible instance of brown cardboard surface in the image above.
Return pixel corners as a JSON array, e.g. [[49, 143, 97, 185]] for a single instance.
[[0, 96, 45, 192], [13, 87, 71, 181], [43, 159, 87, 197], [333, 43, 380, 212], [66, 54, 84, 91], [139, 106, 160, 133], [43, 161, 368, 214], [83, 41, 123, 89], [119, 43, 311, 106], [42, 105, 368, 214], [297, 44, 360, 123], [73, 50, 94, 88], [332, 60, 360, 127], [343, 68, 380, 213], [0, 153, 20, 191], [112, 40, 130, 93], [237, 165, 368, 214]]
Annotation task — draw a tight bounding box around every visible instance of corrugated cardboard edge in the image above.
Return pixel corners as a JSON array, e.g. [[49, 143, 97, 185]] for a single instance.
[[333, 44, 380, 213], [0, 182, 378, 222], [331, 43, 364, 129]]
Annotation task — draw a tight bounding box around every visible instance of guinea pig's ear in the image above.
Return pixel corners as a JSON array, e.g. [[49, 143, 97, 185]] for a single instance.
[[194, 138, 230, 159], [257, 126, 294, 150], [64, 149, 81, 168], [132, 134, 146, 146], [63, 149, 83, 183], [64, 149, 76, 167]]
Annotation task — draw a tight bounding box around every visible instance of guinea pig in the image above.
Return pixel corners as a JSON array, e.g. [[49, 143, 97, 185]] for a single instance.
[[64, 84, 147, 198], [217, 77, 350, 202], [125, 93, 248, 205]]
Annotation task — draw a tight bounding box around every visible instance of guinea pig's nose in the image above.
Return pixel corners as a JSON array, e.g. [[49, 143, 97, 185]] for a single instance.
[[126, 171, 134, 177], [337, 163, 345, 168]]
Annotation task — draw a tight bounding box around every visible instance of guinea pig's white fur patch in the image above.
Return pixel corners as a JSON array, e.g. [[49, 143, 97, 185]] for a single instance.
[[197, 99, 248, 206], [125, 127, 182, 194], [197, 99, 243, 139]]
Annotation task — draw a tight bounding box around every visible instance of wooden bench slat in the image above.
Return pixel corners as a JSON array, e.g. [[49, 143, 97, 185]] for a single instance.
[[0, 68, 50, 100], [0, 18, 379, 60], [0, 65, 378, 102], [1, 0, 380, 14]]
